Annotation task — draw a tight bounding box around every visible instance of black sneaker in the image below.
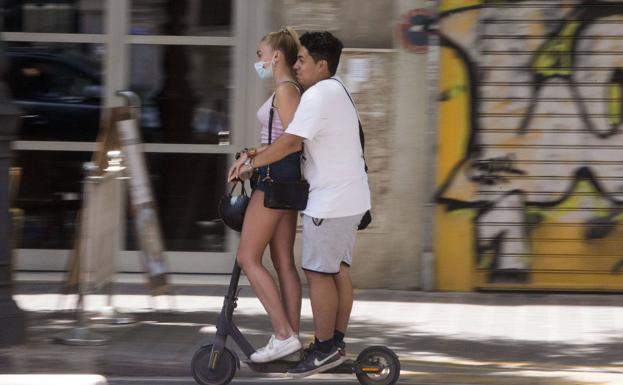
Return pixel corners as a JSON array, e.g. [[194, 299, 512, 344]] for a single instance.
[[335, 340, 346, 356], [301, 342, 317, 359], [287, 345, 345, 378]]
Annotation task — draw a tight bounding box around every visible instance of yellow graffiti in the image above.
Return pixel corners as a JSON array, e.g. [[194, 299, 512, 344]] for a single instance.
[[435, 206, 475, 291], [436, 47, 476, 200], [526, 182, 610, 224], [436, 3, 623, 292], [435, 45, 476, 291], [439, 84, 468, 101], [608, 80, 622, 126], [533, 21, 581, 77], [439, 0, 482, 14]]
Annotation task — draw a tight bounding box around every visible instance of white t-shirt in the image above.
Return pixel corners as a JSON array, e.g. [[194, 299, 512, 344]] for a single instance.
[[286, 77, 371, 218]]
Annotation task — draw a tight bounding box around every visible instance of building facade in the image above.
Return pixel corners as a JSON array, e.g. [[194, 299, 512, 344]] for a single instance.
[[4, 0, 432, 290], [10, 0, 619, 292]]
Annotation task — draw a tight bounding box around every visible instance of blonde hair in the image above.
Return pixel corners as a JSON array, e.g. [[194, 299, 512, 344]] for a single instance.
[[262, 26, 300, 67]]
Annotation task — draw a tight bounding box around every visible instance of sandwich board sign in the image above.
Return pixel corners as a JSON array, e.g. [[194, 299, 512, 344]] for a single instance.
[[116, 114, 170, 295], [64, 107, 170, 297]]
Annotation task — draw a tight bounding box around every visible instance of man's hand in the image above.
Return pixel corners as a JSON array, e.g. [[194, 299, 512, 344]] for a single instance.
[[226, 134, 303, 182]]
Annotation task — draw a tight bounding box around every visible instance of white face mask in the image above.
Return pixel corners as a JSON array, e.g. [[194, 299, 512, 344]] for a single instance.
[[254, 60, 272, 79], [253, 54, 276, 79]]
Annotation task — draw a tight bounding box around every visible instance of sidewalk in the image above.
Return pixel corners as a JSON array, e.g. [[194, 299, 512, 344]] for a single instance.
[[2, 277, 623, 384]]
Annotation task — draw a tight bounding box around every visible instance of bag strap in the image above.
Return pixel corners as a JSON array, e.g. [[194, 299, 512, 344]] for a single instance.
[[231, 178, 248, 196], [265, 93, 277, 180], [268, 94, 276, 145], [266, 80, 304, 181], [330, 78, 368, 173]]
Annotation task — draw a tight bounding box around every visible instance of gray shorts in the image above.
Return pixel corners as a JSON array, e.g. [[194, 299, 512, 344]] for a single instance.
[[301, 213, 364, 275]]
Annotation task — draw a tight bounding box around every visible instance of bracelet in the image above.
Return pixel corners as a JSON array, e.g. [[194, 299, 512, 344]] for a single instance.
[[238, 147, 256, 159], [242, 158, 253, 170]]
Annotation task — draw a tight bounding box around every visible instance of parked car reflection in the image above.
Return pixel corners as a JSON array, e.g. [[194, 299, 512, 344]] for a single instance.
[[6, 47, 227, 144], [6, 48, 103, 141]]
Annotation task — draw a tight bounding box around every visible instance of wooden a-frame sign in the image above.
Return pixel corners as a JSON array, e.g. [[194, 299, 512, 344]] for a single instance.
[[64, 107, 170, 296]]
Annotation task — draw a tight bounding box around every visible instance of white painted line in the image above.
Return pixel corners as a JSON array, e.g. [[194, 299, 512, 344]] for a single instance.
[[0, 375, 107, 385]]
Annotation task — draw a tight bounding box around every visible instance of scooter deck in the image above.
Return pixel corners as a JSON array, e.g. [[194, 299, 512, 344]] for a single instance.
[[244, 358, 356, 374]]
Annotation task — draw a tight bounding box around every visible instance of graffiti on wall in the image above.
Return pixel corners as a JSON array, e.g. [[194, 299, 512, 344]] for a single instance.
[[435, 0, 623, 284]]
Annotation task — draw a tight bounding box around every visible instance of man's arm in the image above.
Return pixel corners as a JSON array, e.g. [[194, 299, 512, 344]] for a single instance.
[[251, 133, 303, 168], [228, 133, 303, 182], [227, 85, 323, 182]]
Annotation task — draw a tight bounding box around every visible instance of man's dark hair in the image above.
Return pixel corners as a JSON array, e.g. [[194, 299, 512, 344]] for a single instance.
[[299, 32, 343, 76]]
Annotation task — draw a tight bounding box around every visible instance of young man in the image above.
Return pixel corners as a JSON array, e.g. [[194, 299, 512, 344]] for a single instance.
[[231, 31, 370, 377]]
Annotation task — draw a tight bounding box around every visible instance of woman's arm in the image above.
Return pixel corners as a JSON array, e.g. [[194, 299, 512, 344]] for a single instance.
[[274, 82, 301, 130], [227, 83, 303, 182], [247, 84, 299, 156]]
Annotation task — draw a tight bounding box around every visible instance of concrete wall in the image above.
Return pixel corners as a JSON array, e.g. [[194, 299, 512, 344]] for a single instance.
[[271, 0, 394, 48]]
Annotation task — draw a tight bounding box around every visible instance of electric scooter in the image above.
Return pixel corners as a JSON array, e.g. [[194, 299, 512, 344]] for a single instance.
[[190, 263, 401, 385]]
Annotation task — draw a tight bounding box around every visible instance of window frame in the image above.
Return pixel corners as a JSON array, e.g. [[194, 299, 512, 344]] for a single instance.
[[3, 0, 270, 273]]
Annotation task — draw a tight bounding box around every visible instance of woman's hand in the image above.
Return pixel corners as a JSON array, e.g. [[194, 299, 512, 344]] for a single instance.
[[227, 152, 248, 182]]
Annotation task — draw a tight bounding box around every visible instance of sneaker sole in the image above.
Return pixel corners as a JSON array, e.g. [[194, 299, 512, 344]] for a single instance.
[[281, 351, 302, 362], [250, 342, 302, 363], [287, 355, 346, 379]]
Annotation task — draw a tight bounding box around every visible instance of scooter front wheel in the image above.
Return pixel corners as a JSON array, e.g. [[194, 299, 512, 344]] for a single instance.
[[355, 346, 401, 385], [191, 344, 237, 385]]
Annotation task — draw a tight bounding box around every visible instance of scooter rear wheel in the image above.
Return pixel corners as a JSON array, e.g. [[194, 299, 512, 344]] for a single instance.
[[191, 344, 237, 385], [355, 346, 401, 385]]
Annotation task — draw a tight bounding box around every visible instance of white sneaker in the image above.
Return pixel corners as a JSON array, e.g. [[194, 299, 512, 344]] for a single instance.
[[250, 334, 302, 363]]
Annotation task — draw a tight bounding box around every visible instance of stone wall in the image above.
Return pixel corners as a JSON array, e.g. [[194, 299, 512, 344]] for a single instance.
[[271, 0, 394, 48]]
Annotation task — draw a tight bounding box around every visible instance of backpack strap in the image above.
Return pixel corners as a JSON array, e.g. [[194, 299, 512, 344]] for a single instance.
[[330, 78, 368, 172]]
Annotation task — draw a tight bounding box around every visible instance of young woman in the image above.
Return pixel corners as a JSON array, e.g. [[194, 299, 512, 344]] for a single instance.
[[227, 27, 303, 363]]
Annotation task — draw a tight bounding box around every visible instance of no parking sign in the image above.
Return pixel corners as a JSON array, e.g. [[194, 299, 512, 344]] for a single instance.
[[397, 8, 435, 54]]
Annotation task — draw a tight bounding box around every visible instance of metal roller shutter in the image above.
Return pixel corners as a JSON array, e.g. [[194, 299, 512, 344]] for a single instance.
[[435, 1, 623, 291]]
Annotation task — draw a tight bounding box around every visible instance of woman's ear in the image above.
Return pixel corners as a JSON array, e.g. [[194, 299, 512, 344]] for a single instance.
[[272, 50, 281, 63]]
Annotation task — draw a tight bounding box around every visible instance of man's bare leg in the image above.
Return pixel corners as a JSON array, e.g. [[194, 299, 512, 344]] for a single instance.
[[305, 270, 338, 341], [333, 263, 353, 334]]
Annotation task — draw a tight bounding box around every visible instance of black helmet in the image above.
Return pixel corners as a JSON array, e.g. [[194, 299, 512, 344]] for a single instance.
[[219, 179, 250, 232]]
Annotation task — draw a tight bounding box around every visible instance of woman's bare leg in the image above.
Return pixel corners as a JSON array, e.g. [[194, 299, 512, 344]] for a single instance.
[[236, 191, 294, 339], [269, 210, 301, 334]]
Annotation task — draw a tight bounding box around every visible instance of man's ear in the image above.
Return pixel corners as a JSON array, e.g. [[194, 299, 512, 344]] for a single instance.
[[318, 59, 329, 74]]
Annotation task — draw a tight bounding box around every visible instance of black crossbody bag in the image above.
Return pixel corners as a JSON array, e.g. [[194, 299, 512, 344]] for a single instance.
[[332, 79, 372, 230], [263, 94, 310, 210]]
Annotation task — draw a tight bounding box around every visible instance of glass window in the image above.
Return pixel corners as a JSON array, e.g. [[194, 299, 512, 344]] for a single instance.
[[130, 0, 232, 36], [12, 151, 91, 249], [14, 151, 229, 252], [125, 153, 228, 252], [2, 0, 104, 34], [130, 45, 231, 144], [5, 43, 104, 141]]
